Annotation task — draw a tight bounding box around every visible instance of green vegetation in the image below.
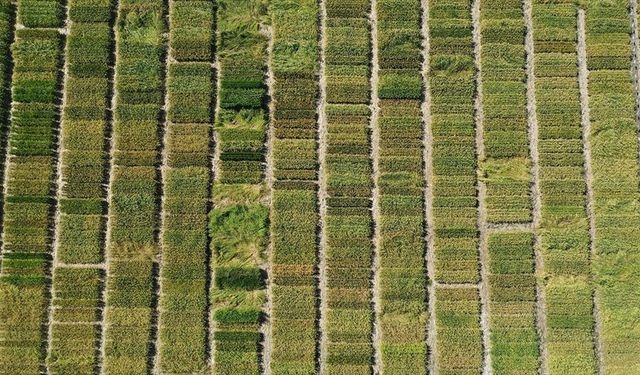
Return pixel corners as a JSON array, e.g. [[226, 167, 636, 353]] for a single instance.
[[436, 287, 482, 373], [270, 0, 319, 373], [102, 0, 164, 373], [430, 0, 478, 286], [585, 0, 640, 373], [532, 1, 597, 372], [430, 0, 481, 373], [47, 268, 102, 374], [17, 0, 62, 28], [377, 0, 427, 373], [46, 1, 115, 373], [480, 0, 532, 223], [0, 0, 64, 369], [487, 233, 539, 374], [157, 1, 213, 370], [211, 1, 269, 374], [0, 0, 639, 373], [324, 0, 372, 374]]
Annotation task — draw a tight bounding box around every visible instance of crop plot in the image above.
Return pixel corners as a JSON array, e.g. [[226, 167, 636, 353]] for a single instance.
[[0, 0, 637, 373]]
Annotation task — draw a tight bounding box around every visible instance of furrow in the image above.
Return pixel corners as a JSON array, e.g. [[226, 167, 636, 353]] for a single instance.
[[370, 0, 383, 372], [420, 0, 437, 371], [0, 0, 16, 274], [262, 19, 276, 375], [523, 0, 549, 372], [577, 9, 604, 375], [471, 0, 492, 373], [316, 0, 328, 371]]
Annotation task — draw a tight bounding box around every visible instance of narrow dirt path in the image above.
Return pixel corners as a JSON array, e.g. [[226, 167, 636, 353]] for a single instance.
[[150, 3, 172, 372], [471, 0, 492, 373], [95, 3, 120, 373], [630, 0, 640, 189], [0, 2, 17, 275], [45, 4, 71, 370], [208, 21, 223, 372], [260, 20, 276, 375], [577, 9, 605, 374], [368, 0, 383, 372], [419, 0, 437, 373], [523, 0, 549, 372], [316, 0, 329, 372], [99, 1, 121, 370]]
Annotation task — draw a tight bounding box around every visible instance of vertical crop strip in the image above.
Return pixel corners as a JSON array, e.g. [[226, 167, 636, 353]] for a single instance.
[[486, 232, 539, 373], [376, 0, 427, 373], [531, 0, 597, 372], [46, 0, 117, 373], [210, 0, 269, 373], [0, 0, 14, 266], [157, 0, 213, 373], [479, 0, 540, 373], [429, 0, 483, 372], [323, 0, 373, 373], [479, 0, 532, 224], [102, 0, 165, 372], [585, 0, 640, 372], [269, 0, 319, 373], [0, 0, 64, 372]]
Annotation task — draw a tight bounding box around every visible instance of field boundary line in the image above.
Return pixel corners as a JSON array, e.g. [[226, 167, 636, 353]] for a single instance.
[[99, 0, 122, 371], [151, 0, 171, 371], [45, 1, 71, 370], [207, 0, 222, 370], [202, 2, 217, 369], [419, 0, 436, 372], [524, 0, 549, 372], [261, 18, 276, 375], [0, 1, 16, 274], [94, 1, 119, 373], [368, 0, 383, 372], [316, 0, 329, 371], [471, 0, 492, 373], [577, 9, 605, 374], [630, 0, 640, 190]]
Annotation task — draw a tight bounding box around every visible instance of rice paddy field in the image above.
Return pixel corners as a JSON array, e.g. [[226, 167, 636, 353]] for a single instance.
[[0, 0, 639, 374]]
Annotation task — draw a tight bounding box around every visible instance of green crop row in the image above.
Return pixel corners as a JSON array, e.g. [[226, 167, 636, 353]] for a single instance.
[[17, 0, 62, 28], [0, 0, 65, 367], [211, 187, 268, 375], [429, 0, 482, 372], [270, 0, 319, 373], [324, 0, 373, 373], [47, 267, 102, 374], [102, 1, 165, 373], [46, 1, 116, 373], [211, 1, 269, 374], [158, 41, 213, 374], [377, 0, 427, 373], [0, 0, 11, 134], [435, 286, 483, 373], [487, 233, 539, 374], [216, 0, 267, 184], [157, 2, 213, 372], [585, 0, 640, 373], [430, 0, 479, 286], [479, 0, 532, 224], [169, 0, 213, 61], [532, 1, 597, 373], [57, 0, 114, 265]]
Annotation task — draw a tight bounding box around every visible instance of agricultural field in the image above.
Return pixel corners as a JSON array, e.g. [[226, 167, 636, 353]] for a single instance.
[[0, 0, 640, 374]]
